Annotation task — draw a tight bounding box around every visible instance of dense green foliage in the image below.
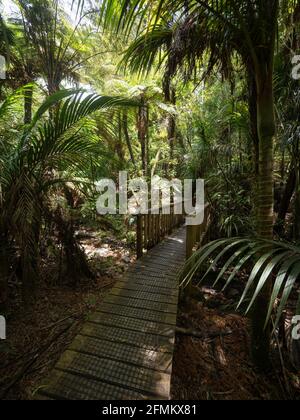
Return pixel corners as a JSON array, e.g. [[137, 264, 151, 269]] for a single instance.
[[0, 0, 300, 370]]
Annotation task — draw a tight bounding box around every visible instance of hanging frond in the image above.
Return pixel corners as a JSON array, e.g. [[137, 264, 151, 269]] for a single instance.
[[120, 25, 173, 76]]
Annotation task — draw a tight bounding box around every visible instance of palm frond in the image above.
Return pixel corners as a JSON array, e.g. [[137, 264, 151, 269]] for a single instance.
[[180, 238, 300, 330], [120, 25, 173, 76]]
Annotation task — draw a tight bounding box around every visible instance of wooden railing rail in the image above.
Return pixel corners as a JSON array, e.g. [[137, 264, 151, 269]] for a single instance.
[[136, 202, 185, 259]]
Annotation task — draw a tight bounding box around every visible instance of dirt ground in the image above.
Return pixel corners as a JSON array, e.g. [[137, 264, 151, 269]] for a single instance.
[[0, 230, 135, 400], [171, 287, 300, 400]]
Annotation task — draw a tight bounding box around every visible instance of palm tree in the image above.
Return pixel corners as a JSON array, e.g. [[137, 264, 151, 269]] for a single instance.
[[4, 20, 39, 124], [16, 0, 84, 95], [0, 88, 136, 307], [96, 0, 298, 369]]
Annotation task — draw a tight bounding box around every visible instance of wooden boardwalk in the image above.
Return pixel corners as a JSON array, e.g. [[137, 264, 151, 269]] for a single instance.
[[37, 227, 186, 400]]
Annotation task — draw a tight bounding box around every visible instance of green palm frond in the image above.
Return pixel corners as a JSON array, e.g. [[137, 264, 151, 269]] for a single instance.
[[180, 238, 300, 329], [0, 88, 137, 287], [0, 84, 33, 119], [120, 25, 173, 76]]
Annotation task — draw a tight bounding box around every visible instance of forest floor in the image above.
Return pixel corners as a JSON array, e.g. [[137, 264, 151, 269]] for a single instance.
[[172, 283, 300, 400], [1, 225, 300, 400], [0, 225, 135, 400]]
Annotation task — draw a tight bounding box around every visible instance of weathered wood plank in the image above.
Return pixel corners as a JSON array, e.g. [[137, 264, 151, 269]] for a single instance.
[[109, 286, 178, 305], [127, 267, 180, 277], [80, 323, 174, 352], [56, 351, 171, 398], [36, 227, 186, 401], [88, 312, 175, 337], [124, 273, 179, 287], [114, 280, 179, 296], [96, 303, 177, 325], [103, 295, 178, 314], [69, 335, 173, 373], [38, 369, 149, 400]]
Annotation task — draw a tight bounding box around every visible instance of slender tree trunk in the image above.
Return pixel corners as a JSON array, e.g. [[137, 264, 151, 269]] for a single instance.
[[166, 88, 176, 172], [248, 73, 259, 177], [0, 234, 9, 313], [24, 84, 33, 125], [20, 222, 40, 307], [275, 165, 296, 236], [123, 112, 136, 167], [256, 79, 275, 239], [137, 99, 149, 177], [116, 112, 125, 164], [248, 72, 260, 228], [251, 68, 276, 370]]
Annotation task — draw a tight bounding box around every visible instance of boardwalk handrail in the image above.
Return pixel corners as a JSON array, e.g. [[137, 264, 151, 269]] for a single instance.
[[186, 203, 211, 260], [136, 201, 185, 258]]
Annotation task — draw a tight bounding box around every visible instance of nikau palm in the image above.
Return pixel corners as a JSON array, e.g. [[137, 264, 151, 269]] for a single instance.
[[0, 88, 136, 306], [95, 0, 298, 368]]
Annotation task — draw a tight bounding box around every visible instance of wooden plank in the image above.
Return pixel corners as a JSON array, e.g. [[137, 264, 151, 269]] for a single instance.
[[88, 312, 175, 337], [114, 281, 179, 297], [146, 249, 186, 258], [38, 369, 149, 401], [56, 350, 171, 398], [135, 260, 182, 270], [80, 323, 174, 353], [69, 335, 173, 373], [136, 215, 144, 259], [109, 286, 178, 305], [145, 251, 185, 260], [124, 276, 178, 289], [125, 267, 177, 283], [103, 295, 178, 314], [96, 303, 177, 325]]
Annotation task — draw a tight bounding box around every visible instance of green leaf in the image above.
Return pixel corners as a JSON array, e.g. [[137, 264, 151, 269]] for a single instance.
[[265, 256, 300, 328], [237, 248, 283, 309], [246, 251, 293, 314], [274, 263, 300, 329]]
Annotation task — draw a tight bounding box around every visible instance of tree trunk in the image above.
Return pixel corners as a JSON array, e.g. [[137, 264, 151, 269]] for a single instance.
[[0, 236, 9, 313], [123, 112, 136, 167], [166, 87, 176, 172], [248, 72, 260, 228], [24, 84, 33, 125], [251, 70, 276, 370], [137, 99, 149, 177], [54, 208, 94, 285], [248, 73, 259, 177], [275, 166, 296, 236], [21, 216, 41, 306], [116, 112, 125, 164], [167, 114, 176, 162]]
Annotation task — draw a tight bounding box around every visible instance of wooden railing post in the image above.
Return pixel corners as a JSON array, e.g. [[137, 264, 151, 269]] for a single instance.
[[136, 199, 187, 259], [186, 204, 211, 261], [136, 214, 143, 259], [184, 204, 211, 297], [186, 225, 196, 260]]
